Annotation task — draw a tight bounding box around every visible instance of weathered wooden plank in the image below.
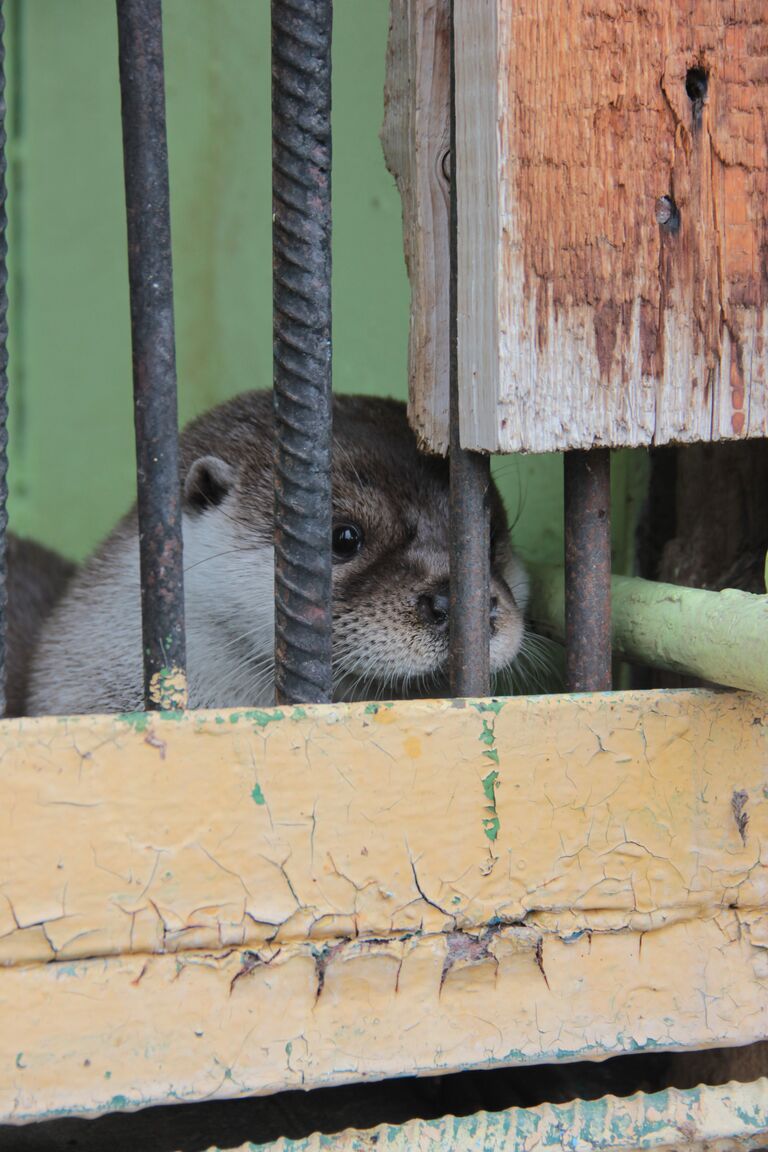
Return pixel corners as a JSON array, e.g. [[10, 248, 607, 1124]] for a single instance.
[[0, 692, 767, 1121], [207, 1079, 768, 1152], [385, 0, 768, 453], [456, 0, 768, 452], [381, 0, 450, 454]]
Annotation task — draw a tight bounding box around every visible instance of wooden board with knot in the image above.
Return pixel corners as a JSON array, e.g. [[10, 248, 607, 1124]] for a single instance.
[[382, 0, 768, 454]]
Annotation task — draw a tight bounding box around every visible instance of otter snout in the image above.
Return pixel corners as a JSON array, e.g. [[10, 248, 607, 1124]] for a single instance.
[[416, 588, 449, 631], [416, 585, 503, 637]]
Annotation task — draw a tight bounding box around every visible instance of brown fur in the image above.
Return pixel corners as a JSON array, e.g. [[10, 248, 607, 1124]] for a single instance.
[[5, 535, 76, 716], [27, 392, 527, 714]]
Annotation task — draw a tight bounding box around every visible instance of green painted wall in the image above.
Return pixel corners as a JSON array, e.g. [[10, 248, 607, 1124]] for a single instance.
[[4, 0, 645, 574]]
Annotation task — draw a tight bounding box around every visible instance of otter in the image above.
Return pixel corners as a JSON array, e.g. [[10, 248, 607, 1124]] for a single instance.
[[26, 392, 528, 715], [5, 536, 77, 717]]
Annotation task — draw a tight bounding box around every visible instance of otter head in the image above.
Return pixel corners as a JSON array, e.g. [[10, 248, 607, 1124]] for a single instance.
[[329, 397, 527, 699], [179, 391, 527, 707]]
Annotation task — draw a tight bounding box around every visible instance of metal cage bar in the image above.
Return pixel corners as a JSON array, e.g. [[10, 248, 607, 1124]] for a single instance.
[[448, 0, 491, 698], [564, 448, 612, 692], [0, 1, 7, 719], [272, 0, 333, 707], [116, 0, 186, 711]]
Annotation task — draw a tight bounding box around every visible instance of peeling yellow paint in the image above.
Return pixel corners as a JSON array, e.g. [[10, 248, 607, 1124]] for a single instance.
[[147, 665, 188, 710], [0, 690, 766, 1121]]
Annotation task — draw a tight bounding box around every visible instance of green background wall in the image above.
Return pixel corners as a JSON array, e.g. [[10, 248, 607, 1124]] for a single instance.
[[4, 0, 645, 574]]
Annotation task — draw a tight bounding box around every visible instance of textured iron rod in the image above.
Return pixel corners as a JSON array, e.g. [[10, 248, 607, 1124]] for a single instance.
[[116, 0, 186, 711], [272, 0, 333, 706], [0, 2, 8, 718], [564, 449, 612, 692], [448, 0, 491, 698]]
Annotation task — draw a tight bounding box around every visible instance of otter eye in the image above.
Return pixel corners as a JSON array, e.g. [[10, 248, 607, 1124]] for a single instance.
[[332, 523, 363, 561]]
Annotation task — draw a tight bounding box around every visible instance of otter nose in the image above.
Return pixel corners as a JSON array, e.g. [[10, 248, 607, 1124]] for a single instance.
[[417, 591, 449, 631], [418, 590, 502, 634]]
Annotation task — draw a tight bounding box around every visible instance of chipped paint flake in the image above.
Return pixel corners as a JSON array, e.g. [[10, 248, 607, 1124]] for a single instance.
[[147, 666, 188, 711]]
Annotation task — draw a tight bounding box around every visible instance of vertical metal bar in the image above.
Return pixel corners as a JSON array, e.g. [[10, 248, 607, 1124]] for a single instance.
[[564, 449, 612, 692], [0, 1, 8, 718], [272, 0, 333, 706], [448, 0, 491, 698], [116, 0, 186, 711]]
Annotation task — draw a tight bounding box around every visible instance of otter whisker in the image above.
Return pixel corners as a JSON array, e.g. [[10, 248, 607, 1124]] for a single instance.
[[184, 546, 259, 575]]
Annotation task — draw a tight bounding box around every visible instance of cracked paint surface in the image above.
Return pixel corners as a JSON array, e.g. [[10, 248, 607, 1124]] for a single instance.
[[0, 689, 767, 1120]]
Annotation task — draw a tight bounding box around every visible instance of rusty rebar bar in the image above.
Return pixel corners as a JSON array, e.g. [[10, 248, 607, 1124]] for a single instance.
[[272, 0, 333, 706], [0, 2, 8, 718], [116, 0, 186, 710], [564, 449, 612, 692], [448, 0, 491, 698]]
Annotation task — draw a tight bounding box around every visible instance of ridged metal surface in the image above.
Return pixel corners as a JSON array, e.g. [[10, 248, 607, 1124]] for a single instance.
[[272, 0, 333, 706], [116, 0, 186, 710], [0, 2, 9, 719], [448, 0, 490, 698], [564, 448, 612, 691], [207, 1079, 768, 1152]]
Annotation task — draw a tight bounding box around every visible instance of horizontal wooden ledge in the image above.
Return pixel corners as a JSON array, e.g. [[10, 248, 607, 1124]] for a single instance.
[[211, 1079, 768, 1152], [0, 690, 766, 968], [3, 916, 768, 1122]]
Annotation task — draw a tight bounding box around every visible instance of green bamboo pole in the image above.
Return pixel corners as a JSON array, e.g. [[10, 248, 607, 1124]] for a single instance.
[[528, 563, 768, 694]]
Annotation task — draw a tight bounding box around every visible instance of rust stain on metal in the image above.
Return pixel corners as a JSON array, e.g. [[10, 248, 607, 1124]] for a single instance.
[[564, 450, 612, 693], [116, 0, 186, 706]]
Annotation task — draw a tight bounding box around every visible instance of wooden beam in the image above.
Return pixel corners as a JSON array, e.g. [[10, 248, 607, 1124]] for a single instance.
[[1, 691, 767, 1120], [456, 0, 768, 452], [385, 0, 768, 453], [381, 0, 450, 454]]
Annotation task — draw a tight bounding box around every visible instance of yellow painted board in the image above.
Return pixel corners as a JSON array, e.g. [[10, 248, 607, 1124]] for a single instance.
[[1, 690, 767, 1121], [204, 1079, 768, 1152]]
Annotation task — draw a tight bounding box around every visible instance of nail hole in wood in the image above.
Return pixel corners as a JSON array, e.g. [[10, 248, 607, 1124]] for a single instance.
[[655, 195, 680, 234], [685, 67, 708, 102]]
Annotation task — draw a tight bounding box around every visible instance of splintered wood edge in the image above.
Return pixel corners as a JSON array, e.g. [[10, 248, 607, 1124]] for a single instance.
[[381, 0, 451, 454], [207, 1079, 768, 1152], [1, 690, 768, 1120]]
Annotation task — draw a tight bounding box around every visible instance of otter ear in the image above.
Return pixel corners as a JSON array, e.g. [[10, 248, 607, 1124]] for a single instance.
[[184, 455, 235, 512]]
